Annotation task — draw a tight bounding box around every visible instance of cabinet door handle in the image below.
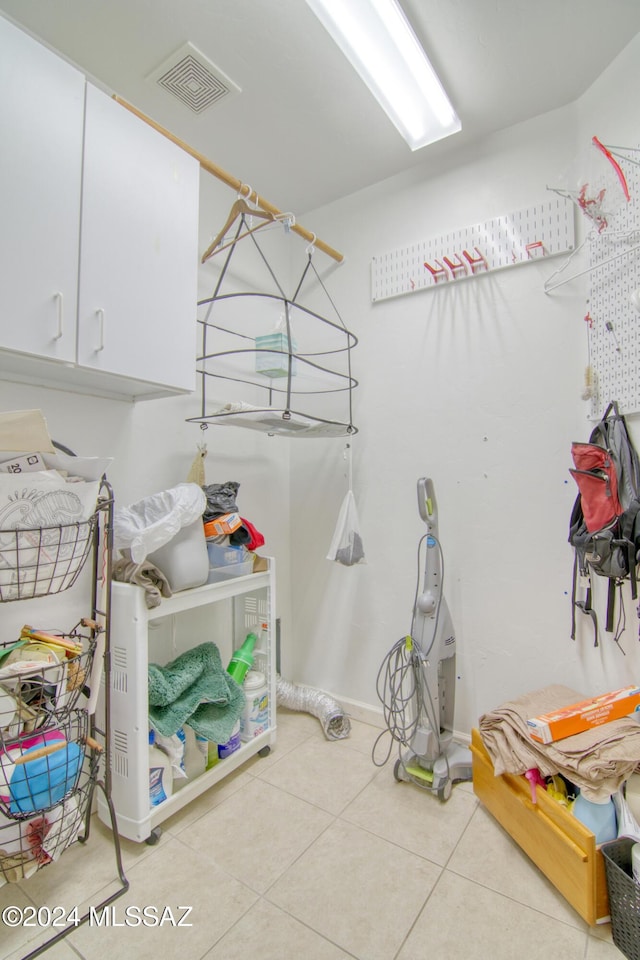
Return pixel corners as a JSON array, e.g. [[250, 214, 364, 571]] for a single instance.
[[95, 308, 105, 352], [53, 291, 63, 340]]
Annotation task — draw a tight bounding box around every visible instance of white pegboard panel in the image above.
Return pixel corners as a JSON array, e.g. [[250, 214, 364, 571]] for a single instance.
[[588, 148, 640, 418], [370, 197, 575, 302]]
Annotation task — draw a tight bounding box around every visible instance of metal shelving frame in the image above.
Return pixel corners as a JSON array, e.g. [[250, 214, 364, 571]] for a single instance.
[[0, 477, 129, 959]]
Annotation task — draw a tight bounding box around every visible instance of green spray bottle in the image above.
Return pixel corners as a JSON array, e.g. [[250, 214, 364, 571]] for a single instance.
[[226, 633, 258, 684]]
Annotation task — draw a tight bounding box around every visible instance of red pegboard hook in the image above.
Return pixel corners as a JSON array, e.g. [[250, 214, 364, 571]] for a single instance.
[[462, 247, 488, 274], [424, 259, 449, 283], [442, 254, 468, 278]]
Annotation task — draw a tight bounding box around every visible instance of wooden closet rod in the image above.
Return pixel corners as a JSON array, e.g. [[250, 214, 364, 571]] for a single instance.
[[113, 96, 344, 264]]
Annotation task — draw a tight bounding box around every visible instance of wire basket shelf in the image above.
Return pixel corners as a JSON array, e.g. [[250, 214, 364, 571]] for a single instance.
[[0, 473, 129, 942], [0, 626, 97, 751], [0, 515, 97, 602], [0, 737, 99, 885], [0, 707, 90, 822]]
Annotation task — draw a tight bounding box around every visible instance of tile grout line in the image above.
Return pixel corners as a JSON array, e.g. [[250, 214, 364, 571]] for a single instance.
[[261, 810, 341, 900], [390, 864, 447, 960], [258, 897, 362, 960], [445, 804, 593, 937]]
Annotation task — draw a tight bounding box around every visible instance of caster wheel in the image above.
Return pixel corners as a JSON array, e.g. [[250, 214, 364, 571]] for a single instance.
[[145, 827, 162, 846], [437, 780, 452, 802], [258, 745, 271, 758], [393, 759, 404, 782]]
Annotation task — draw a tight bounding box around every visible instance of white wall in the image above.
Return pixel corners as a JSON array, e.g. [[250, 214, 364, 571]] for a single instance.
[[288, 33, 640, 733]]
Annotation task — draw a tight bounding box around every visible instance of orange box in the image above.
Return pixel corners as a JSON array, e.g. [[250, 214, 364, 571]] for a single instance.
[[203, 513, 242, 537], [527, 685, 640, 744]]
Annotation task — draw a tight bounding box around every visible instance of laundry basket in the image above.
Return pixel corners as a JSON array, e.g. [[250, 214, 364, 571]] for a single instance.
[[601, 837, 640, 960]]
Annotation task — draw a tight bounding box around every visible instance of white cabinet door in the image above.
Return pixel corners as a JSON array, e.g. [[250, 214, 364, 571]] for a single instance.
[[0, 15, 84, 362], [77, 85, 199, 392]]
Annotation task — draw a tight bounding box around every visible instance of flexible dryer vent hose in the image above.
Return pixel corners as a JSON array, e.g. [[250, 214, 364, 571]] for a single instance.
[[276, 675, 351, 740]]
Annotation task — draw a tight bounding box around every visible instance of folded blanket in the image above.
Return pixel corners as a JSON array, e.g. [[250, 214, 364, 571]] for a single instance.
[[148, 642, 244, 744], [479, 684, 640, 802]]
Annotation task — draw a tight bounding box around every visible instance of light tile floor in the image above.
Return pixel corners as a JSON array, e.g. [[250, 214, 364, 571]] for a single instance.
[[1, 709, 628, 960]]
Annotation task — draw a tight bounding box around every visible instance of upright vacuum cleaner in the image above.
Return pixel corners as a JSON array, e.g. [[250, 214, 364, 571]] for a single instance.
[[377, 478, 472, 801]]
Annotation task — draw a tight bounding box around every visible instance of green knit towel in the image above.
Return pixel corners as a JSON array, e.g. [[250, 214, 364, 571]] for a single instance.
[[148, 641, 245, 743]]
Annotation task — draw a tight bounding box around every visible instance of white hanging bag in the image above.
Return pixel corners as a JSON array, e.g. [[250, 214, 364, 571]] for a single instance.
[[326, 444, 365, 566]]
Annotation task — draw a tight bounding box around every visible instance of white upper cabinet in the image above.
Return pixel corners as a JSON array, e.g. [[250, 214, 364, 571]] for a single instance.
[[78, 85, 199, 393], [0, 15, 84, 364], [0, 16, 200, 400]]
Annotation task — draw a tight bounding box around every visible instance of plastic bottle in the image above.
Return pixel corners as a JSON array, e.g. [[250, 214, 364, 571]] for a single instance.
[[218, 720, 241, 759], [184, 727, 206, 779], [175, 727, 187, 775], [240, 670, 269, 742], [206, 742, 220, 770], [572, 791, 617, 844], [226, 633, 258, 684], [253, 621, 269, 677], [149, 730, 173, 807], [194, 734, 209, 767], [153, 728, 187, 781], [171, 728, 189, 793]]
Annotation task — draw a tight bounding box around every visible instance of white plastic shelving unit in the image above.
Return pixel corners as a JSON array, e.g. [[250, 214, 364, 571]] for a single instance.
[[97, 561, 276, 843]]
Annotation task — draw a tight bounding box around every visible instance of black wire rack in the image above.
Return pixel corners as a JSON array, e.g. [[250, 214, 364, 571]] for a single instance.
[[0, 708, 89, 822], [0, 738, 100, 886], [0, 624, 96, 751], [0, 516, 97, 602], [0, 476, 129, 959]]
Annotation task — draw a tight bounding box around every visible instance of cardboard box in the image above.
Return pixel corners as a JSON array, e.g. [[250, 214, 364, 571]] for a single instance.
[[527, 685, 640, 744], [203, 513, 242, 537]]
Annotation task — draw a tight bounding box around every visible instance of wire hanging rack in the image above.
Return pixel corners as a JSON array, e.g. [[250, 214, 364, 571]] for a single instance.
[[188, 214, 358, 438]]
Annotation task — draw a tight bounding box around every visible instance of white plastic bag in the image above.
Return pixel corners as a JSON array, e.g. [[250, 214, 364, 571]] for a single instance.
[[153, 729, 188, 780], [326, 489, 365, 566], [113, 483, 206, 563], [613, 786, 640, 842]]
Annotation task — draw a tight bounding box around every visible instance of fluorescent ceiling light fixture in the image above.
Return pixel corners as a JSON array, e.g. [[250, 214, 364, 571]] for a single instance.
[[305, 0, 460, 150]]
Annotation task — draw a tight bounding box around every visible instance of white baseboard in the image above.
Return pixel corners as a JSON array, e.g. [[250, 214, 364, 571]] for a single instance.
[[337, 696, 386, 728], [334, 694, 471, 745]]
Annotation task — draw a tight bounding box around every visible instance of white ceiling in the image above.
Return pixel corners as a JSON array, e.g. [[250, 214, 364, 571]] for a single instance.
[[2, 0, 640, 216]]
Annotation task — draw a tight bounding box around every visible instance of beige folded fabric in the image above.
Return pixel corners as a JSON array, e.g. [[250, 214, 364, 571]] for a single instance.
[[112, 557, 172, 609], [479, 684, 640, 802]]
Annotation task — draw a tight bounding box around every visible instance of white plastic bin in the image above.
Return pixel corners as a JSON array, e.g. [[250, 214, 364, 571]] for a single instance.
[[206, 542, 247, 567], [207, 559, 253, 583], [148, 519, 209, 592]]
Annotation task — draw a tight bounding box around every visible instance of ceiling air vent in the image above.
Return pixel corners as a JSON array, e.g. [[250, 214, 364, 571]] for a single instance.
[[148, 42, 241, 114]]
